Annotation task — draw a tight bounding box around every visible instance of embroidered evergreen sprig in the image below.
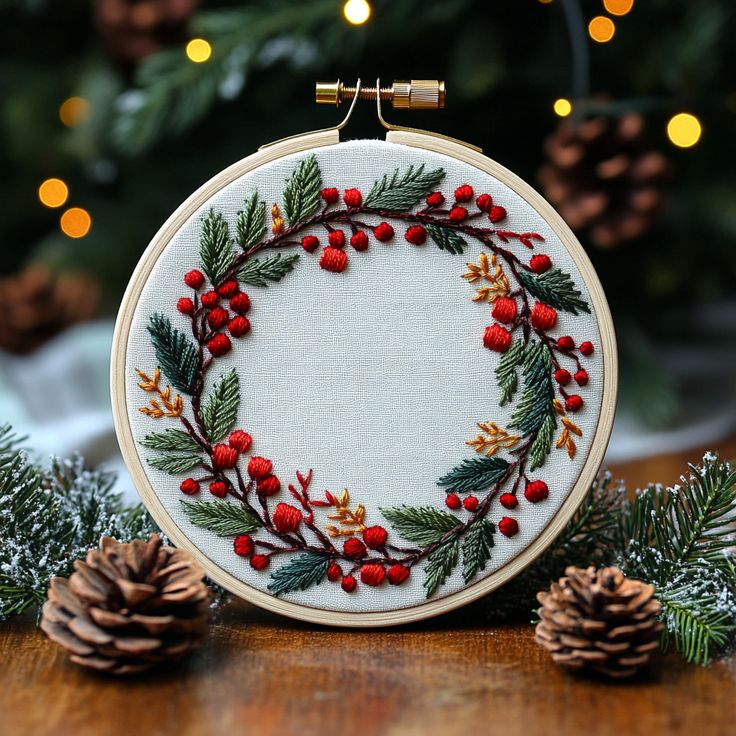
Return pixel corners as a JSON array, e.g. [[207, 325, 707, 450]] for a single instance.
[[182, 499, 262, 535], [200, 370, 240, 442], [237, 252, 300, 287], [267, 552, 330, 596], [147, 314, 198, 394], [495, 340, 525, 406], [462, 518, 496, 584], [424, 538, 460, 597], [148, 452, 202, 474], [518, 269, 590, 315], [425, 223, 467, 254], [141, 428, 201, 452], [363, 164, 445, 210], [236, 191, 267, 249], [199, 209, 234, 286], [379, 506, 461, 546], [282, 153, 322, 225], [437, 456, 510, 494]]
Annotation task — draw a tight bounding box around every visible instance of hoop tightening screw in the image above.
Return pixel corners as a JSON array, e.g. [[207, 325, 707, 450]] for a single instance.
[[315, 80, 446, 110]]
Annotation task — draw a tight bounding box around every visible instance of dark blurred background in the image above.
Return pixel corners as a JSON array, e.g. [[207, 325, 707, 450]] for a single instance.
[[1, 0, 735, 475]]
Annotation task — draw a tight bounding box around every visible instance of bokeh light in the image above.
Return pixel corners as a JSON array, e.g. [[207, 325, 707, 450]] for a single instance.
[[603, 0, 634, 16], [60, 207, 92, 238], [59, 97, 91, 127], [185, 38, 212, 63], [667, 113, 702, 148], [343, 0, 371, 25], [588, 16, 616, 43], [553, 98, 573, 117], [38, 178, 69, 208]]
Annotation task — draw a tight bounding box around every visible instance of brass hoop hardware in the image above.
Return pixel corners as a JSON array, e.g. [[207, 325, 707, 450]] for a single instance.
[[316, 79, 446, 110]]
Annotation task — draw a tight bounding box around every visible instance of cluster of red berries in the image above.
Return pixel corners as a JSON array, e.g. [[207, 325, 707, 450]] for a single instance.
[[553, 336, 595, 412], [437, 184, 508, 224], [445, 493, 480, 512], [180, 269, 251, 357]]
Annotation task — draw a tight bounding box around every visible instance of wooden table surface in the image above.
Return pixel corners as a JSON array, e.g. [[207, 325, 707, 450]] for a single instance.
[[2, 437, 736, 736]]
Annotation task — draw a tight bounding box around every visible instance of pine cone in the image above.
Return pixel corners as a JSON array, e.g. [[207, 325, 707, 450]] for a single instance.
[[535, 566, 664, 678], [0, 264, 99, 355], [41, 534, 209, 675], [537, 114, 670, 248]]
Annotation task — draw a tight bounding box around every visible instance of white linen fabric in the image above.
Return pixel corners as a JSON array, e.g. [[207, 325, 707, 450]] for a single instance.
[[124, 139, 604, 613]]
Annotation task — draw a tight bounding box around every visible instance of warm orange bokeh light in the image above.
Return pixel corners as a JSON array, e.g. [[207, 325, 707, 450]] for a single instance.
[[603, 0, 634, 16], [59, 96, 91, 127], [60, 207, 92, 238], [38, 178, 69, 208], [588, 16, 616, 43]]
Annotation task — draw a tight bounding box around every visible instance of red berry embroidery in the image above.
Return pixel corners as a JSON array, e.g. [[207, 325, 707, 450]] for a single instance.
[[530, 302, 558, 331], [250, 554, 269, 571], [184, 269, 205, 290], [446, 493, 462, 510], [499, 516, 519, 537], [529, 254, 552, 273], [301, 235, 320, 253], [320, 187, 339, 204], [272, 503, 302, 534], [207, 306, 229, 330], [233, 535, 254, 557], [489, 205, 507, 223], [328, 230, 346, 249], [449, 206, 468, 222], [327, 562, 343, 582], [201, 290, 219, 308], [499, 493, 518, 510], [341, 575, 357, 592], [257, 474, 280, 497], [483, 324, 512, 352], [373, 222, 394, 242], [343, 188, 362, 207], [454, 184, 474, 202], [179, 478, 199, 495], [228, 430, 252, 453], [363, 525, 388, 550], [228, 316, 251, 338], [343, 537, 366, 559], [574, 368, 589, 386], [209, 480, 227, 498], [566, 394, 584, 412], [177, 297, 195, 315], [476, 193, 493, 212], [319, 247, 348, 273], [405, 225, 427, 245], [579, 341, 595, 356], [554, 368, 572, 386], [524, 480, 549, 503], [387, 564, 410, 585], [229, 292, 251, 314], [217, 280, 239, 298], [360, 563, 386, 587], [557, 336, 575, 351], [491, 296, 517, 324], [212, 444, 238, 470], [426, 191, 445, 206], [247, 456, 273, 480], [350, 231, 369, 251], [463, 495, 479, 512], [207, 333, 231, 356]]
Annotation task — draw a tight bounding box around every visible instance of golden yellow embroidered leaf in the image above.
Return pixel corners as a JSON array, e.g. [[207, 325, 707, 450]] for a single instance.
[[466, 421, 520, 456]]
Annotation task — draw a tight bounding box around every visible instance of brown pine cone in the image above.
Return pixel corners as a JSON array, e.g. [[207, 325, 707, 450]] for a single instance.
[[41, 534, 209, 675], [535, 565, 664, 678], [94, 0, 199, 66], [537, 114, 670, 248], [0, 264, 99, 355]]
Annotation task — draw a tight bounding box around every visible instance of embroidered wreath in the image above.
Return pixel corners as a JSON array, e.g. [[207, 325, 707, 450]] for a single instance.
[[135, 154, 594, 598]]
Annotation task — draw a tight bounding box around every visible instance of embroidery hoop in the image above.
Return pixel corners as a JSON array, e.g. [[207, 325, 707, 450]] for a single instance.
[[111, 81, 617, 627]]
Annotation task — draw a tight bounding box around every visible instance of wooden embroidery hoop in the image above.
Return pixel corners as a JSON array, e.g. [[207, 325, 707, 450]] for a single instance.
[[111, 81, 618, 627]]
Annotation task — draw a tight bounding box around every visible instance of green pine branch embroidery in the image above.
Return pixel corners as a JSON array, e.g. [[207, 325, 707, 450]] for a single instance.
[[200, 369, 240, 442], [268, 552, 330, 596], [518, 269, 590, 315], [140, 429, 201, 453], [146, 313, 198, 394], [425, 223, 467, 254], [237, 252, 300, 287], [181, 499, 262, 536], [364, 164, 445, 210], [462, 519, 495, 584], [236, 191, 267, 249], [437, 456, 510, 494], [508, 340, 555, 435], [423, 537, 460, 597], [528, 412, 556, 471], [148, 452, 202, 474], [380, 506, 461, 546], [495, 339, 525, 406], [282, 153, 322, 225], [199, 209, 234, 286]]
